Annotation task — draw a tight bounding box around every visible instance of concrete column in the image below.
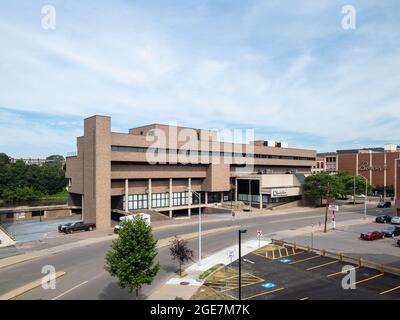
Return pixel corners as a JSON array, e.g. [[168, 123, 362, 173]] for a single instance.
[[188, 178, 192, 217], [221, 192, 224, 204], [205, 191, 208, 204], [356, 154, 359, 176], [148, 178, 152, 210], [169, 178, 173, 219], [369, 152, 373, 185], [259, 193, 263, 209], [124, 179, 129, 212], [235, 178, 238, 202]]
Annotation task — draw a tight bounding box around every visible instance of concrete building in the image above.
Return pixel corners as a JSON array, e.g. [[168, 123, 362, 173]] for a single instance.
[[316, 152, 338, 173], [65, 115, 316, 229]]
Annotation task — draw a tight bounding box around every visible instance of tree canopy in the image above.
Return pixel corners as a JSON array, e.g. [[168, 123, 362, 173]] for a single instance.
[[0, 153, 67, 202], [304, 171, 373, 204], [105, 218, 160, 297]]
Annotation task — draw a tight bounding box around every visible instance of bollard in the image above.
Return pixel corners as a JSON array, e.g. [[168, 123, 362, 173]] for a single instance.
[[340, 253, 343, 261], [358, 258, 362, 267], [322, 249, 326, 256]]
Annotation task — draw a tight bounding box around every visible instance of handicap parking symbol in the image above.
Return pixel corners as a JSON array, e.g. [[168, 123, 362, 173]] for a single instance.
[[260, 282, 277, 289], [279, 258, 291, 263]]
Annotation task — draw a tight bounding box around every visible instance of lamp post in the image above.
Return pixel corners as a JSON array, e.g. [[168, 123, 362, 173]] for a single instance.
[[355, 175, 368, 220], [192, 191, 202, 265], [238, 229, 247, 300]]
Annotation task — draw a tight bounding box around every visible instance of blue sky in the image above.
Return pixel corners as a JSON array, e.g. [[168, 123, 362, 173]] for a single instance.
[[0, 0, 399, 157]]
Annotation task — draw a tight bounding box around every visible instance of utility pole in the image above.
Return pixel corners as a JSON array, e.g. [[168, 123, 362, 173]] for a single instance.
[[353, 176, 356, 205], [324, 182, 330, 233], [238, 229, 247, 300]]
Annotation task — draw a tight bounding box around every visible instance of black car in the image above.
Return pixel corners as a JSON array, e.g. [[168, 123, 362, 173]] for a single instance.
[[58, 222, 73, 232], [64, 221, 96, 234], [375, 215, 393, 223], [382, 226, 400, 237], [377, 201, 392, 208]]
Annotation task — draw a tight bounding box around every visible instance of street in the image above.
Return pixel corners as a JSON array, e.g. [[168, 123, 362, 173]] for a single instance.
[[0, 204, 395, 300]]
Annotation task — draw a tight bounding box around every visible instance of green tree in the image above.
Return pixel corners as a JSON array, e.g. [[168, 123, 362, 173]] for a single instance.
[[2, 186, 44, 202], [46, 155, 65, 162], [303, 172, 341, 205], [105, 218, 160, 298], [169, 236, 194, 276]]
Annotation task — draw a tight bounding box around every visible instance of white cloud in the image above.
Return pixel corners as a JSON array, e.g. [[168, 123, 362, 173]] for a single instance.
[[0, 0, 399, 156]]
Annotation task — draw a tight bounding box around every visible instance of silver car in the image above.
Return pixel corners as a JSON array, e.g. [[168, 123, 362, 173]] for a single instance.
[[390, 216, 400, 225]]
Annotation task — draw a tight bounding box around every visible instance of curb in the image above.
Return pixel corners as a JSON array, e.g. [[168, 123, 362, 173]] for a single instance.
[[0, 271, 66, 300]]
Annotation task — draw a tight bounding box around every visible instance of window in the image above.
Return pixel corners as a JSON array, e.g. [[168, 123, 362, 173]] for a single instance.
[[172, 192, 188, 206], [152, 193, 169, 208], [125, 194, 148, 210]]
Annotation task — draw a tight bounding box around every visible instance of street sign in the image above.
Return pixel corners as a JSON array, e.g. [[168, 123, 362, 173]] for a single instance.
[[228, 250, 235, 259], [257, 230, 262, 238], [328, 205, 339, 212]]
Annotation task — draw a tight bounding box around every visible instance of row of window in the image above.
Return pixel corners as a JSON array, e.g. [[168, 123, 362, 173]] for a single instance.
[[111, 146, 316, 161], [124, 192, 189, 210]]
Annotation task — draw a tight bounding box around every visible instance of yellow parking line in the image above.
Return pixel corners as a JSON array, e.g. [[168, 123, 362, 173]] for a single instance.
[[327, 266, 360, 277], [252, 251, 266, 258], [380, 285, 400, 295], [289, 255, 321, 265], [352, 273, 384, 286], [306, 260, 339, 271], [287, 251, 305, 258], [243, 287, 285, 300]]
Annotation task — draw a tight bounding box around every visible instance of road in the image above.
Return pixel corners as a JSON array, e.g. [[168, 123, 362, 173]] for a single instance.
[[0, 205, 395, 300]]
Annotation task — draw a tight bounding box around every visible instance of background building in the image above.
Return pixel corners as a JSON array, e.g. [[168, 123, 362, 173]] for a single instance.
[[311, 156, 325, 174], [65, 115, 316, 228]]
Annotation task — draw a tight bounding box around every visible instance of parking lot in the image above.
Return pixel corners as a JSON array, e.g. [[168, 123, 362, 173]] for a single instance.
[[204, 242, 400, 300]]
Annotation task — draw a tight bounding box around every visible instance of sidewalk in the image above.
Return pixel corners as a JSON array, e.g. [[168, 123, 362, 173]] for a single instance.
[[147, 239, 271, 300]]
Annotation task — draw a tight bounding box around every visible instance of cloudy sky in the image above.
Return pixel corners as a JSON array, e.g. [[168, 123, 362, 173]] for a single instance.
[[0, 0, 399, 157]]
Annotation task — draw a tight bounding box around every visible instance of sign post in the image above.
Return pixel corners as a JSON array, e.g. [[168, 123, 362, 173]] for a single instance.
[[328, 205, 339, 230], [257, 230, 262, 248]]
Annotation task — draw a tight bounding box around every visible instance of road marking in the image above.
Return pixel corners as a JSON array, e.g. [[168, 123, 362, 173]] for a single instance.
[[327, 266, 360, 277], [51, 280, 89, 300], [243, 287, 285, 300], [289, 255, 321, 265], [351, 273, 384, 286], [380, 284, 400, 295], [306, 260, 339, 271], [299, 297, 308, 300]]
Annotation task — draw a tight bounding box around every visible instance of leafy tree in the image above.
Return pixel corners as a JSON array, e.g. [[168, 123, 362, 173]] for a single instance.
[[303, 172, 341, 205], [46, 155, 65, 162], [105, 218, 160, 298], [169, 236, 194, 276], [2, 187, 44, 202]]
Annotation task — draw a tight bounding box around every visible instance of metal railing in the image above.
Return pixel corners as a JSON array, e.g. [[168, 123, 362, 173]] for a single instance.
[[0, 223, 16, 241], [271, 239, 400, 276]]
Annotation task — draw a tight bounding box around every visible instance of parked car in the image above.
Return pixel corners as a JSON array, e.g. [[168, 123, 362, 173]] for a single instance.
[[360, 230, 385, 240], [397, 239, 400, 247], [58, 222, 74, 232], [382, 226, 400, 237], [390, 216, 400, 225], [377, 201, 392, 208], [64, 221, 96, 234], [375, 215, 393, 223]]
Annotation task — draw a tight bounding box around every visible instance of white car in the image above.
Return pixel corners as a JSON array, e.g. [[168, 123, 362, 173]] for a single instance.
[[390, 216, 400, 225]]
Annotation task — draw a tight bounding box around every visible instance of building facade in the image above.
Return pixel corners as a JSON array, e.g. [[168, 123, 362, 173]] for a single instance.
[[311, 157, 325, 174], [336, 145, 400, 198], [65, 116, 316, 229]]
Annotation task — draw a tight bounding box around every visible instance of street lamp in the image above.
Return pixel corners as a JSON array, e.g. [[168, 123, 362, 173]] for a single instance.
[[354, 175, 368, 220], [192, 191, 202, 265], [238, 229, 247, 300]]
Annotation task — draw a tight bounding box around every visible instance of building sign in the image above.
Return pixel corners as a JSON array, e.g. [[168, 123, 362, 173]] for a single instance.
[[358, 161, 387, 172], [271, 189, 288, 197]]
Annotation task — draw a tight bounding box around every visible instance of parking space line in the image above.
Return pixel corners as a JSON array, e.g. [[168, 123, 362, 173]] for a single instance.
[[287, 251, 305, 258], [289, 255, 321, 265], [306, 260, 339, 271], [299, 297, 308, 300], [380, 285, 400, 295], [327, 266, 359, 277], [352, 273, 384, 286], [243, 287, 285, 300]]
